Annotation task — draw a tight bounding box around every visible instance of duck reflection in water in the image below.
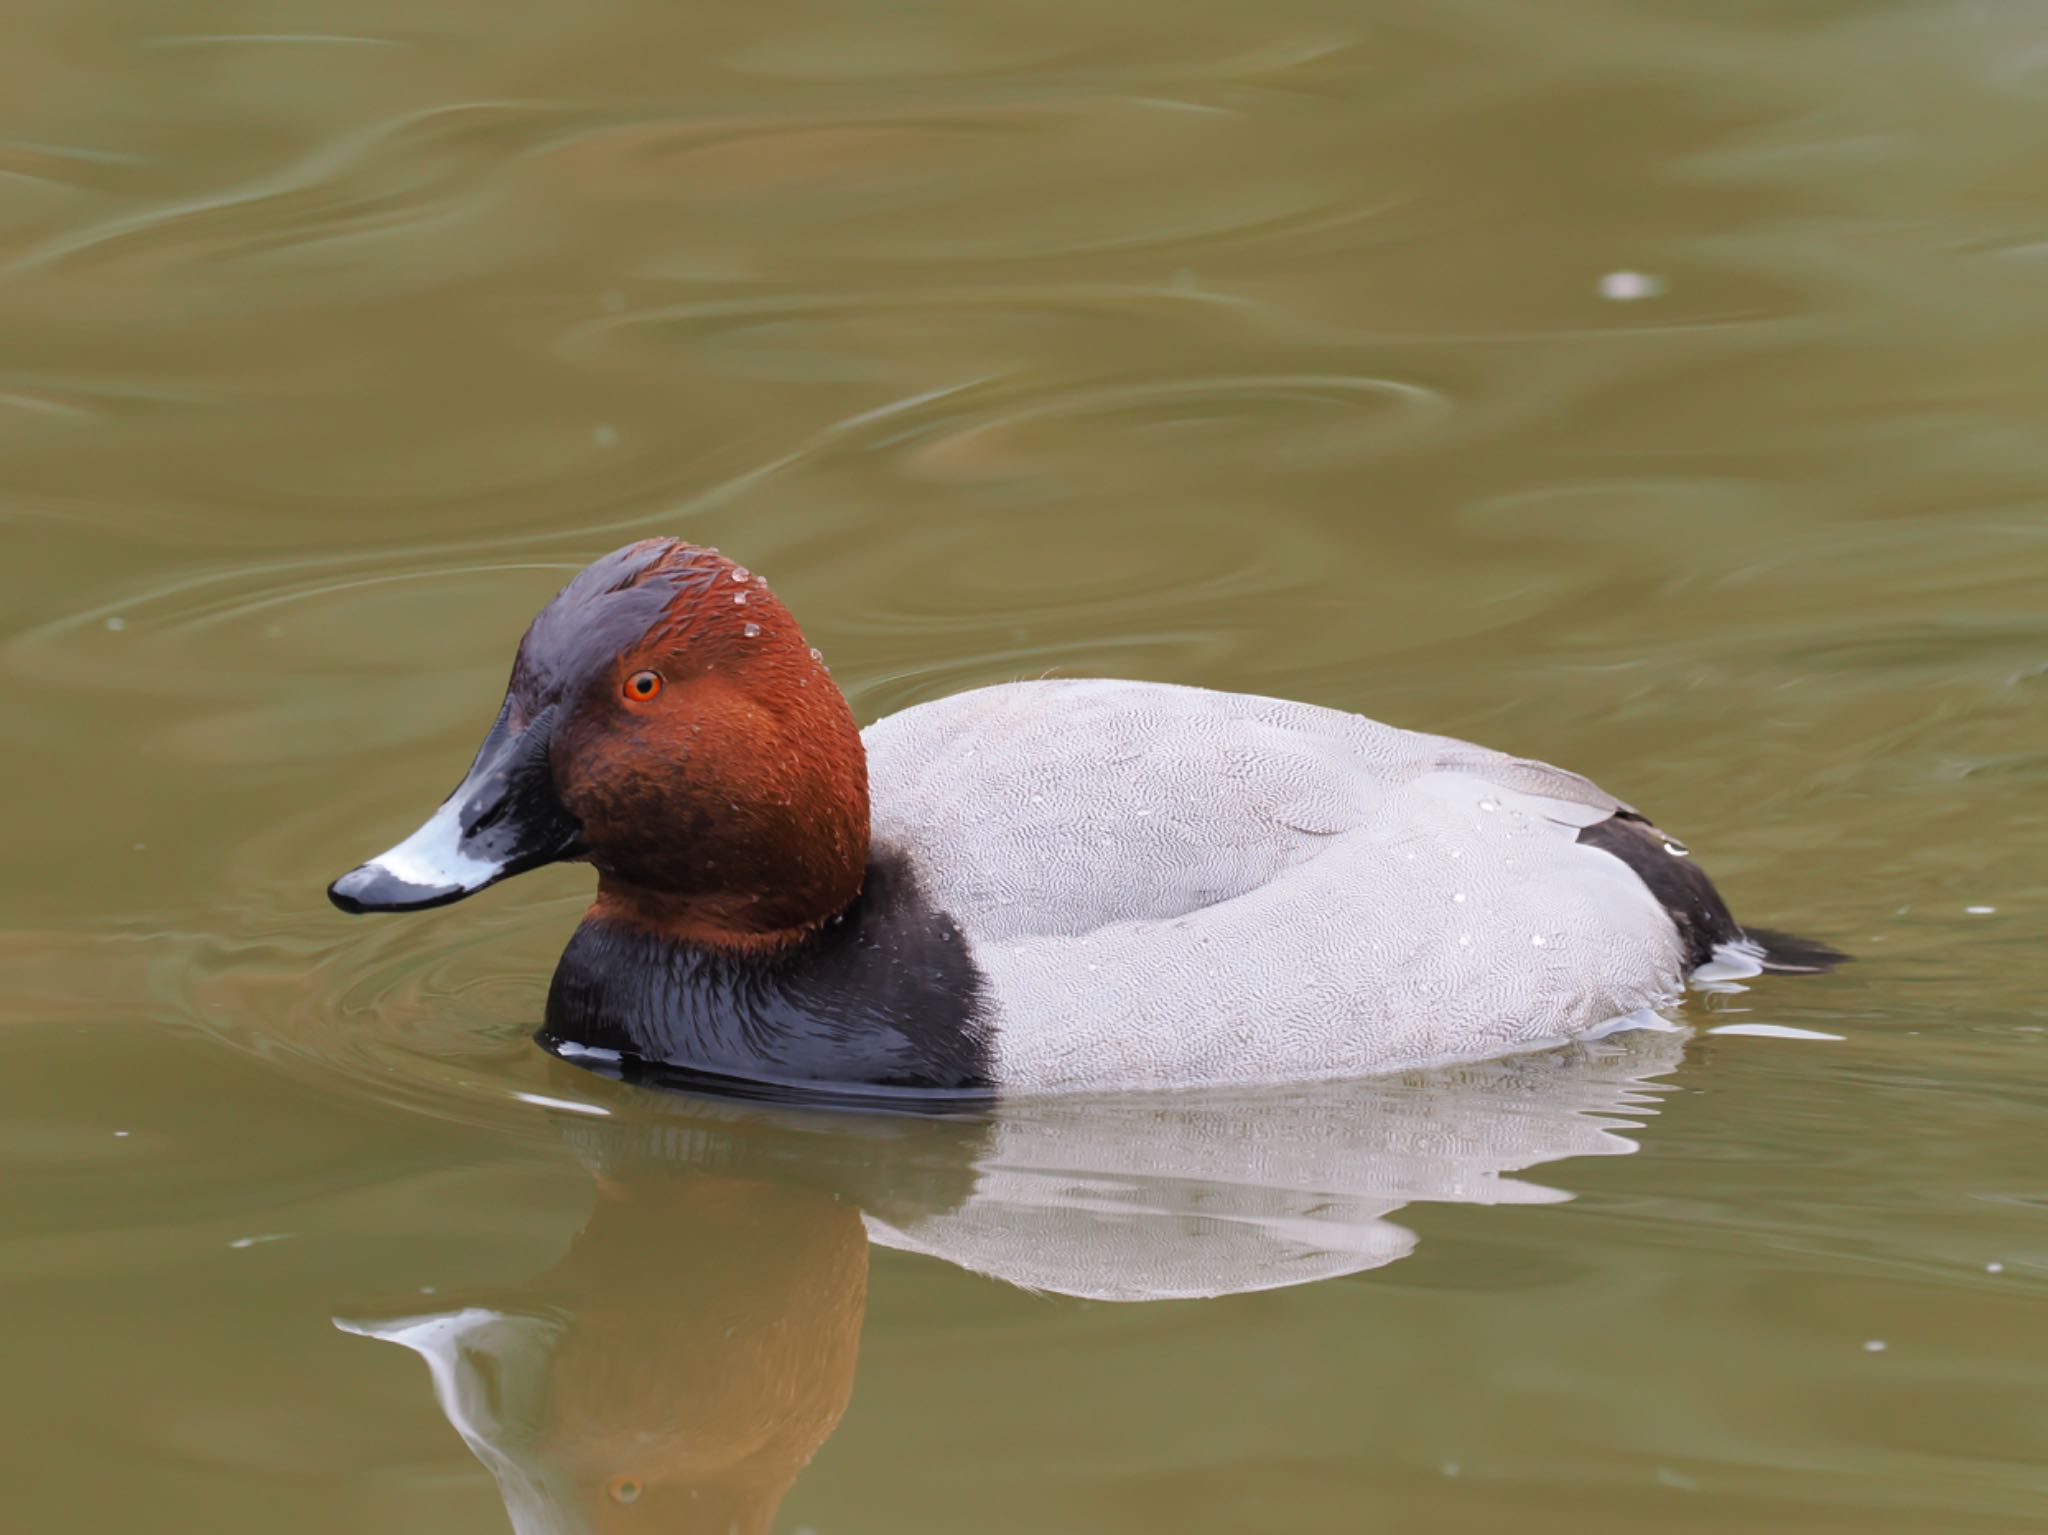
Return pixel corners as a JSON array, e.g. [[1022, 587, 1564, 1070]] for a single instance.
[[338, 1030, 1686, 1533]]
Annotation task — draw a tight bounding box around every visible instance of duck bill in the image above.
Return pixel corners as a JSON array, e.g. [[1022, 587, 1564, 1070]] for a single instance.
[[328, 704, 583, 914]]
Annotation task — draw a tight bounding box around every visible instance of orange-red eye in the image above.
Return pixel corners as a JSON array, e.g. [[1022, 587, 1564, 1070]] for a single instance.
[[624, 669, 662, 702], [608, 1475, 642, 1505]]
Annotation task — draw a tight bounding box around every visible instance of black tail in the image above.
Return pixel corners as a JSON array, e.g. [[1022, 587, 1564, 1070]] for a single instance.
[[1576, 814, 1848, 972], [1740, 926, 1850, 974]]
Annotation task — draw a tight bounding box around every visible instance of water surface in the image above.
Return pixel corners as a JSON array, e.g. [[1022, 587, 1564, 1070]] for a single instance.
[[5, 0, 2048, 1530]]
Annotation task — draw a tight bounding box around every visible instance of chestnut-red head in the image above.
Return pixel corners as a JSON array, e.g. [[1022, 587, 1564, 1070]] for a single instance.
[[329, 539, 869, 947]]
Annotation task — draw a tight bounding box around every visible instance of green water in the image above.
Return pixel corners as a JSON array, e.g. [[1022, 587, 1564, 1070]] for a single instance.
[[6, 0, 2048, 1529]]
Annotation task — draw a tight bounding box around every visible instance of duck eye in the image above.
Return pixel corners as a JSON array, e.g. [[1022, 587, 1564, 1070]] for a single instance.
[[608, 1476, 642, 1505], [624, 670, 662, 702]]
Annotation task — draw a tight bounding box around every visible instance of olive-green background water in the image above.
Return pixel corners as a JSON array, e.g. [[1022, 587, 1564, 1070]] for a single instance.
[[5, 1, 2048, 1530]]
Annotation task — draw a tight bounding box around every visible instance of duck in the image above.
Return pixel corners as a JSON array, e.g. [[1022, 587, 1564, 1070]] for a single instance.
[[329, 537, 1840, 1096]]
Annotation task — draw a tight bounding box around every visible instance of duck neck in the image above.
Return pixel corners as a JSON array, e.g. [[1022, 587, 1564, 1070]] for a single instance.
[[588, 874, 848, 955]]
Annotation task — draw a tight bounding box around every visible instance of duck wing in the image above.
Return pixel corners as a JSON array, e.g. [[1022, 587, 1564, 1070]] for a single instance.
[[862, 677, 1632, 943]]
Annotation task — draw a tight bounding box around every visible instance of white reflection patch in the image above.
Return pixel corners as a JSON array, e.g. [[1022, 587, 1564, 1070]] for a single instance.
[[1706, 1023, 1845, 1041], [512, 1091, 610, 1117]]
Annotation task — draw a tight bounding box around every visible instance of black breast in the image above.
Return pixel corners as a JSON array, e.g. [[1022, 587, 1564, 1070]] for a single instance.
[[539, 846, 995, 1098]]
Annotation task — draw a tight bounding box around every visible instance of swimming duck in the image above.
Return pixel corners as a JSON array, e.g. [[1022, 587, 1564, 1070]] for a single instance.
[[329, 537, 1837, 1095]]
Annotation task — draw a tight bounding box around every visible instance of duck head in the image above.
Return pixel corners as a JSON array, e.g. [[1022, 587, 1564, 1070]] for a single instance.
[[328, 539, 870, 946]]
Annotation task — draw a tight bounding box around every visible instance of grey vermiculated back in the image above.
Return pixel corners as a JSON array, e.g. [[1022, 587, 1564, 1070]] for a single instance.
[[860, 679, 1686, 1091]]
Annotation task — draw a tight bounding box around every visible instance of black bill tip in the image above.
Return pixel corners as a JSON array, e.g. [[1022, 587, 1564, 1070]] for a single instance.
[[327, 862, 472, 915]]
